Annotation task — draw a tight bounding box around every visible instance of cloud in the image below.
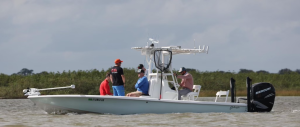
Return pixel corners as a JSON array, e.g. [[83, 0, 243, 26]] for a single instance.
[[1, 0, 300, 74]]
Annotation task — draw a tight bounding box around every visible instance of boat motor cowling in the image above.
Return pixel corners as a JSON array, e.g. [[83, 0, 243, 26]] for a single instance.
[[250, 82, 276, 112]]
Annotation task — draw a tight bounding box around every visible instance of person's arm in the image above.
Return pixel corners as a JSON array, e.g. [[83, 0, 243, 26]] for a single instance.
[[173, 73, 183, 87], [136, 78, 147, 88], [110, 75, 113, 83], [100, 82, 106, 95], [178, 74, 192, 87], [105, 82, 113, 95], [121, 75, 125, 86], [178, 79, 184, 87], [99, 83, 103, 95], [120, 68, 125, 86]]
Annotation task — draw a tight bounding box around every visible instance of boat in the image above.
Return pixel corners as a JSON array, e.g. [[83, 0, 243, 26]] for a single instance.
[[23, 38, 276, 114]]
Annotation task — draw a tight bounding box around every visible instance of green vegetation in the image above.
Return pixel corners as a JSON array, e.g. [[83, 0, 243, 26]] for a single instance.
[[1, 68, 300, 99]]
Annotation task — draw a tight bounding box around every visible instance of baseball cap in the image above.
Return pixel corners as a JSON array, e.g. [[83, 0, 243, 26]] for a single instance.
[[178, 67, 186, 73], [114, 59, 123, 64], [138, 64, 144, 69], [137, 69, 145, 73]]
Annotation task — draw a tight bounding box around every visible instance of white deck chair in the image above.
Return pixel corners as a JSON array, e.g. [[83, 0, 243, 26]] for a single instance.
[[182, 85, 201, 100], [215, 90, 229, 102]]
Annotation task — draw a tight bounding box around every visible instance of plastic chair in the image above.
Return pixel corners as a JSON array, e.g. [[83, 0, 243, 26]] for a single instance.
[[215, 90, 229, 102], [182, 85, 201, 100]]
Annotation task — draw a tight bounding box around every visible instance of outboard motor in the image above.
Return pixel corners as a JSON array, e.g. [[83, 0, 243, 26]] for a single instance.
[[251, 82, 276, 112], [247, 77, 276, 112]]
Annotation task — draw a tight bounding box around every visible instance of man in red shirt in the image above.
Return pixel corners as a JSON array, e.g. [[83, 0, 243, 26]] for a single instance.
[[100, 72, 113, 95]]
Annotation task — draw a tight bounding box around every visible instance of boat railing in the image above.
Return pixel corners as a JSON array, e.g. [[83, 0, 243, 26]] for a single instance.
[[23, 85, 75, 96], [148, 73, 173, 76]]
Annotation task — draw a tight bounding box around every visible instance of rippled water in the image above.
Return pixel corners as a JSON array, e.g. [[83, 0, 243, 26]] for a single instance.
[[0, 96, 299, 127]]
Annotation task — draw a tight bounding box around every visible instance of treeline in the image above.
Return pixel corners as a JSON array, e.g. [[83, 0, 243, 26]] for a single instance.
[[0, 68, 140, 98], [237, 68, 300, 74], [13, 68, 300, 76], [1, 68, 300, 98]]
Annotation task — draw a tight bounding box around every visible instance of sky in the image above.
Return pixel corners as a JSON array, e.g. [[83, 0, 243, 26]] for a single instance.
[[0, 0, 300, 75]]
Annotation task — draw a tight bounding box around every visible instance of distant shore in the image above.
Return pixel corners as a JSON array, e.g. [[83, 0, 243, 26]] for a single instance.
[[1, 68, 300, 99]]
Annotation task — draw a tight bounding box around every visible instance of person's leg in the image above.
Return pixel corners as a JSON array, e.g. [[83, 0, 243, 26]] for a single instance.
[[126, 91, 133, 96], [112, 86, 118, 96], [126, 92, 133, 97], [178, 90, 183, 100], [127, 91, 142, 97], [178, 89, 191, 100], [135, 91, 143, 97], [116, 85, 125, 96]]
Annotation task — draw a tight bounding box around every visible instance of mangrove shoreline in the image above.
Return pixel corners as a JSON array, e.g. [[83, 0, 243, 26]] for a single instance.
[[1, 68, 300, 99]]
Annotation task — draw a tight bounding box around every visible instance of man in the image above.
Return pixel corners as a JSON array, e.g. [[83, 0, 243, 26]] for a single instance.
[[110, 59, 126, 96], [174, 67, 194, 100], [126, 69, 149, 97], [99, 72, 113, 95]]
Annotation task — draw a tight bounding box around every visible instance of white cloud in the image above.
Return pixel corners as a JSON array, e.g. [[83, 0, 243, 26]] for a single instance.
[[1, 0, 300, 74]]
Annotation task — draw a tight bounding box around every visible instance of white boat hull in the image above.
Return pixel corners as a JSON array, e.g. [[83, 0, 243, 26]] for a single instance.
[[29, 95, 247, 114]]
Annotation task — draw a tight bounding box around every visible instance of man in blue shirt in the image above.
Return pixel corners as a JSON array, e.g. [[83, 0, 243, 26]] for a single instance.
[[126, 69, 149, 97]]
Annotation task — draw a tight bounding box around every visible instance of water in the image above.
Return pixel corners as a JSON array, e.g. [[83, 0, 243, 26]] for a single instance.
[[0, 96, 299, 127]]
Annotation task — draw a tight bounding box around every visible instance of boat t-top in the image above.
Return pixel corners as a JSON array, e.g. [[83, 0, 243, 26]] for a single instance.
[[23, 38, 276, 114]]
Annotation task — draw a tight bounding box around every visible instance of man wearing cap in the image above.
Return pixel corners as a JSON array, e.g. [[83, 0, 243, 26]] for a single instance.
[[174, 67, 194, 100], [110, 59, 126, 96], [126, 69, 149, 97]]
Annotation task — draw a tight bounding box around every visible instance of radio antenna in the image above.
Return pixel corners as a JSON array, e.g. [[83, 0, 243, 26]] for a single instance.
[[194, 39, 196, 49]]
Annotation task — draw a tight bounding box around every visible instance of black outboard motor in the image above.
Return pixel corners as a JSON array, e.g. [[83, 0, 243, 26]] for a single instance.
[[251, 82, 276, 112], [247, 77, 276, 112]]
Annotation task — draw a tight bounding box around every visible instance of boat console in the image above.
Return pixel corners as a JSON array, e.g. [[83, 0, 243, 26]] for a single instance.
[[148, 78, 177, 100]]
